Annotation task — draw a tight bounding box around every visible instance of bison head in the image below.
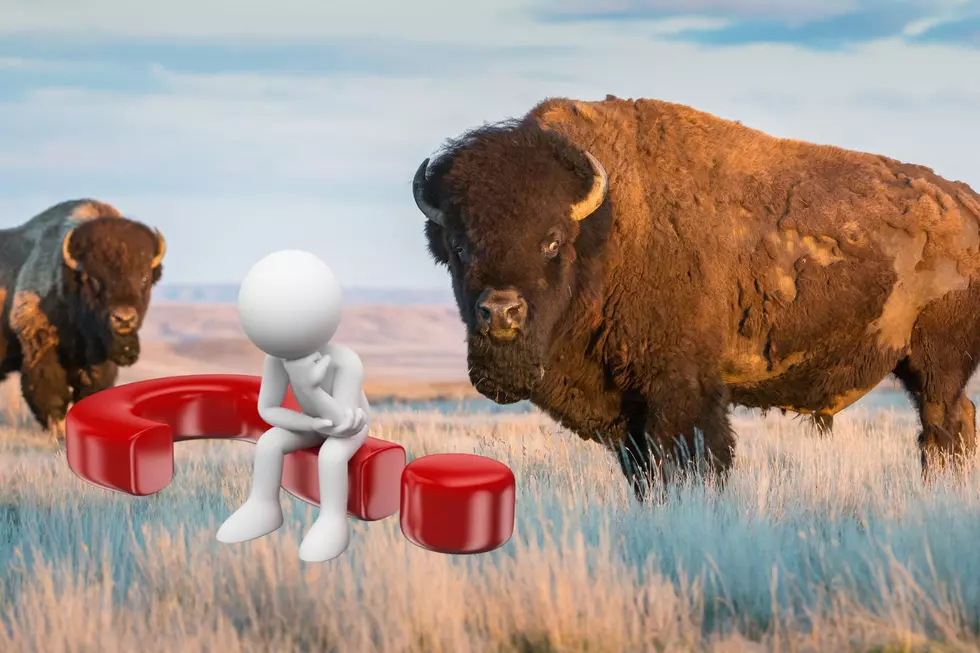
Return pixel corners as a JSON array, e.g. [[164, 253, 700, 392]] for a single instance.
[[412, 122, 609, 403], [61, 217, 166, 366]]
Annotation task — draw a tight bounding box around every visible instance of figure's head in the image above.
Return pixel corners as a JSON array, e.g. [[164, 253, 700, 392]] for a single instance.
[[61, 216, 166, 366], [412, 120, 610, 403], [237, 250, 342, 361]]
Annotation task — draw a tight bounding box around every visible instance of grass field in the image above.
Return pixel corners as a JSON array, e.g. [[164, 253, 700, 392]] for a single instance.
[[2, 383, 980, 652]]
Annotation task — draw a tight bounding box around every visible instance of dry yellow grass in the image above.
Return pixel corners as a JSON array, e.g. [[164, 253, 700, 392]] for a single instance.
[[2, 385, 980, 652]]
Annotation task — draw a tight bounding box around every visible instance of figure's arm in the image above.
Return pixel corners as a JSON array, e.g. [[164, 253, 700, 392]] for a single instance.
[[305, 354, 348, 423], [257, 355, 318, 431], [324, 343, 365, 411], [308, 344, 368, 438], [309, 387, 347, 423], [311, 354, 332, 386]]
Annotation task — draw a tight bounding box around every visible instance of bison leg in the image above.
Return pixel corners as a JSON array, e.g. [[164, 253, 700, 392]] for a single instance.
[[891, 288, 980, 478], [893, 359, 978, 480], [70, 362, 119, 403], [805, 412, 834, 436], [611, 391, 670, 503], [619, 383, 736, 501], [663, 383, 736, 484], [9, 291, 70, 430], [19, 348, 71, 430], [614, 423, 660, 503], [915, 395, 976, 479]]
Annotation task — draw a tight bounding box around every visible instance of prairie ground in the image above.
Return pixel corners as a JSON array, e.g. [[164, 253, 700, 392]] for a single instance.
[[2, 384, 980, 652]]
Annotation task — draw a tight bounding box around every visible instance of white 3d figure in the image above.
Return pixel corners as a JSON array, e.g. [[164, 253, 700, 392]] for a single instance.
[[217, 249, 370, 562]]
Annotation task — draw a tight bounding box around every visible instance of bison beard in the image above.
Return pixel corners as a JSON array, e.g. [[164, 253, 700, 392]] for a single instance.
[[109, 332, 140, 366], [71, 305, 142, 367], [466, 335, 543, 404]]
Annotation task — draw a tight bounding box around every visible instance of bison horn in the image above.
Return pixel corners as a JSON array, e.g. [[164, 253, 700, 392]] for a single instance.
[[569, 150, 608, 221], [62, 229, 82, 271], [151, 229, 166, 268], [413, 158, 448, 228]]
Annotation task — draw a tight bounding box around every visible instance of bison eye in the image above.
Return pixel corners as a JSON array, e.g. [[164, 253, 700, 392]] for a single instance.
[[542, 239, 561, 259], [449, 235, 468, 262]]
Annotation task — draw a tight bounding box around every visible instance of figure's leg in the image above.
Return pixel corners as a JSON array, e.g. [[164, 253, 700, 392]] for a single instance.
[[216, 426, 324, 544], [298, 425, 370, 562]]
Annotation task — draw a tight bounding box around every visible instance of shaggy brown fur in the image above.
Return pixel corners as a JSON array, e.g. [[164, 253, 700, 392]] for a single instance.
[[9, 292, 58, 369], [413, 95, 980, 499], [0, 199, 166, 429]]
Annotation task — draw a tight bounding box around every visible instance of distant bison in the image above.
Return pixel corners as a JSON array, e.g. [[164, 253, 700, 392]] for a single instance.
[[412, 95, 980, 500], [0, 199, 166, 430]]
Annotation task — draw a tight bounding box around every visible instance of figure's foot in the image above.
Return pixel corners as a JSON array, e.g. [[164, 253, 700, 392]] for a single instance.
[[298, 515, 351, 562], [216, 499, 284, 544]]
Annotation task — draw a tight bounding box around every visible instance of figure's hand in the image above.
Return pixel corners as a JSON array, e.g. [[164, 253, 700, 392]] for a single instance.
[[312, 408, 368, 438], [283, 351, 329, 388], [348, 407, 367, 434], [310, 353, 331, 387]]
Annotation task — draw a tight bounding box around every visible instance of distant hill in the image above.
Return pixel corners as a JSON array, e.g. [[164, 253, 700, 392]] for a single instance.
[[108, 301, 478, 400], [155, 284, 455, 306]]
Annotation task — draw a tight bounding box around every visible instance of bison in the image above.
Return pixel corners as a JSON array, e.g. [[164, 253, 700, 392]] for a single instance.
[[411, 95, 980, 500], [0, 199, 166, 430]]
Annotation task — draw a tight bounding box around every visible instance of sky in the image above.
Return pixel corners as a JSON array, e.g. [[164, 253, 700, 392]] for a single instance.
[[0, 0, 978, 288]]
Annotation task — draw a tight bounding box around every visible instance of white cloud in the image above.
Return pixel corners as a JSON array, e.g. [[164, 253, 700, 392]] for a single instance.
[[903, 17, 946, 35], [0, 57, 57, 69], [901, 0, 976, 36], [0, 0, 567, 45], [545, 0, 922, 22], [0, 193, 427, 286], [625, 16, 732, 35]]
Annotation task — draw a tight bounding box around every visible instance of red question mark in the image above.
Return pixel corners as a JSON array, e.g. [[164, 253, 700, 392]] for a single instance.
[[65, 374, 516, 554]]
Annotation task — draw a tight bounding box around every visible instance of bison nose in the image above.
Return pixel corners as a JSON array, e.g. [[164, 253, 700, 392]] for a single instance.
[[109, 306, 139, 333], [476, 289, 527, 338]]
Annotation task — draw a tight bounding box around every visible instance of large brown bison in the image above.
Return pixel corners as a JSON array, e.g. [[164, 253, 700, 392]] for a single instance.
[[0, 199, 166, 430], [412, 95, 980, 500]]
